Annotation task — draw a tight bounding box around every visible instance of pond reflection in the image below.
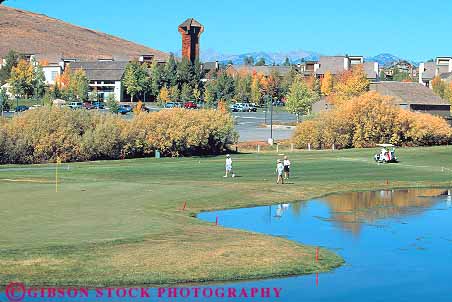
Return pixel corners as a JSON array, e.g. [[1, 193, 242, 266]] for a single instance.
[[315, 189, 450, 234], [197, 188, 452, 302]]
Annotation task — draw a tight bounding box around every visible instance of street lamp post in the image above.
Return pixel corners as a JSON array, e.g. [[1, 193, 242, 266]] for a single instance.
[[0, 93, 3, 117], [270, 96, 274, 141]]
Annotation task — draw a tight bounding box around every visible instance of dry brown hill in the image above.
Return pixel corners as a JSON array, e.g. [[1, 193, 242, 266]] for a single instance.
[[0, 5, 169, 62]]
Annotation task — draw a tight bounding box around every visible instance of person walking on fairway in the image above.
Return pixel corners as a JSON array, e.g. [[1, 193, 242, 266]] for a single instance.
[[224, 154, 235, 178], [283, 155, 291, 180], [276, 159, 284, 184]]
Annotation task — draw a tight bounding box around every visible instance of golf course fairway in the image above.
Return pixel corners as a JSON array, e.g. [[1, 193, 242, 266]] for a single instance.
[[1, 146, 452, 286]]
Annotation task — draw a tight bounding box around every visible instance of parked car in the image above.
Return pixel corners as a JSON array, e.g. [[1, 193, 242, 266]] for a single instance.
[[272, 100, 285, 107], [230, 104, 238, 112], [15, 105, 29, 112], [83, 102, 94, 110], [92, 101, 105, 109], [29, 104, 42, 110], [184, 101, 197, 109], [136, 104, 150, 112], [248, 103, 257, 112], [68, 102, 83, 109], [165, 102, 176, 109], [118, 104, 132, 114]]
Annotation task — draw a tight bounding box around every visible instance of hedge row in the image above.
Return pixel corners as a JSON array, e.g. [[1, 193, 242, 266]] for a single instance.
[[293, 92, 452, 149], [0, 108, 238, 164]]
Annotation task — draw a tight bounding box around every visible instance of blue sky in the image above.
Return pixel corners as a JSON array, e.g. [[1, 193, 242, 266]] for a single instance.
[[5, 0, 452, 61]]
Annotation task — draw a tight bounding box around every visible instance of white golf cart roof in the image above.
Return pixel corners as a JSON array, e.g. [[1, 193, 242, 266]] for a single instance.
[[377, 144, 395, 147]]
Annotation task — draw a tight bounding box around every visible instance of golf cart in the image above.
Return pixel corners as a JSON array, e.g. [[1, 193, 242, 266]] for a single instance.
[[374, 144, 398, 163]]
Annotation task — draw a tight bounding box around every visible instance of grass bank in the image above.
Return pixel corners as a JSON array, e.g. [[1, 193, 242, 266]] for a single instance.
[[1, 146, 452, 286]]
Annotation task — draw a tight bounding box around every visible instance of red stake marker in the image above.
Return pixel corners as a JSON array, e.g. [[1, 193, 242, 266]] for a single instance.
[[215, 216, 219, 226], [316, 247, 319, 262], [182, 201, 187, 211]]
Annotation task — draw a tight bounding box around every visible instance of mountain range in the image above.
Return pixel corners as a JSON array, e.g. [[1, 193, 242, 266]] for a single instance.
[[197, 49, 419, 67]]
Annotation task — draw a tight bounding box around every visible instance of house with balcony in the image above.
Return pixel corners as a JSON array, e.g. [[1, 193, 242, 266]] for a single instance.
[[419, 57, 452, 87]]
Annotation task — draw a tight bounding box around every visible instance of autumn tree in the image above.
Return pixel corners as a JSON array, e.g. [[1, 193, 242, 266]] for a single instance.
[[8, 59, 34, 98], [169, 85, 180, 103], [431, 76, 447, 99], [321, 71, 334, 96], [193, 84, 202, 103], [285, 76, 320, 122], [69, 68, 89, 101], [158, 86, 170, 104], [250, 73, 262, 105], [330, 65, 369, 105]]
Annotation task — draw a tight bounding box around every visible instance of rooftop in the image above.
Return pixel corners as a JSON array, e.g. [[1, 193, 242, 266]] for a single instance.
[[69, 61, 128, 81], [372, 81, 449, 106]]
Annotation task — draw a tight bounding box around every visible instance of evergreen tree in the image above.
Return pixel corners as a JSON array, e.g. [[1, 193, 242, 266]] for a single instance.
[[215, 72, 235, 102], [176, 58, 194, 88], [33, 63, 46, 99], [149, 61, 162, 98], [234, 74, 252, 102], [106, 94, 119, 113], [164, 53, 177, 87], [204, 80, 217, 108], [192, 59, 203, 87], [180, 83, 193, 103], [283, 57, 291, 66], [255, 58, 266, 66]]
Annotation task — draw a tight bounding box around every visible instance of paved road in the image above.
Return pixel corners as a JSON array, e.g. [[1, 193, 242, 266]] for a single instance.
[[233, 111, 297, 142], [2, 108, 297, 142]]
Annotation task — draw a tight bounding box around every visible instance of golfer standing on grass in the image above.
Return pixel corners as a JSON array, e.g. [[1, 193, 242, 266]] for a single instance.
[[276, 159, 284, 184], [224, 154, 235, 178], [283, 155, 291, 180]]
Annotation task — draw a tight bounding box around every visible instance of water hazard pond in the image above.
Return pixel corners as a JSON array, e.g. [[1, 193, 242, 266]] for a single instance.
[[198, 188, 452, 302], [1, 189, 451, 302]]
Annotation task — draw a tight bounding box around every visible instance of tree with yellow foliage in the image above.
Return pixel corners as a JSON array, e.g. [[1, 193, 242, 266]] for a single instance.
[[329, 66, 369, 105], [250, 73, 262, 105], [158, 86, 170, 105], [431, 76, 447, 99], [8, 59, 35, 98], [321, 71, 334, 96]]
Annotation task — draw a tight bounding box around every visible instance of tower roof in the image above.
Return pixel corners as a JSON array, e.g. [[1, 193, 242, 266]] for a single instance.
[[179, 18, 204, 31]]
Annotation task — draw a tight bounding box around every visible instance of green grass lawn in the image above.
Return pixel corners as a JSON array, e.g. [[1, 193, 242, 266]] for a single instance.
[[1, 146, 452, 286]]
